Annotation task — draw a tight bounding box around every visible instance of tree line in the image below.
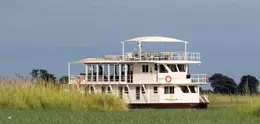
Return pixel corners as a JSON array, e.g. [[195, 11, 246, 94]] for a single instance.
[[209, 73, 259, 95], [30, 69, 259, 95]]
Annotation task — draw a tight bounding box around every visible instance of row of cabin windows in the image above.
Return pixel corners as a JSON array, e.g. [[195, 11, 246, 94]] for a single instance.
[[142, 64, 186, 73], [90, 86, 197, 100], [164, 86, 198, 94], [181, 86, 197, 93]]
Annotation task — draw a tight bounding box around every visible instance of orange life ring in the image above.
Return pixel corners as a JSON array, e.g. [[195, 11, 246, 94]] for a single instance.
[[206, 76, 209, 82], [76, 76, 81, 84], [165, 76, 172, 83]]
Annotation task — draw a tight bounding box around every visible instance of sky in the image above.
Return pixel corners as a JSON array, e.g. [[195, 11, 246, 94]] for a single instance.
[[0, 0, 260, 87]]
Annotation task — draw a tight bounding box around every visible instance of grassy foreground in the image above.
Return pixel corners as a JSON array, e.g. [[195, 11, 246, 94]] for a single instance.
[[1, 78, 260, 123], [1, 108, 260, 124], [0, 94, 260, 124], [0, 84, 127, 111]]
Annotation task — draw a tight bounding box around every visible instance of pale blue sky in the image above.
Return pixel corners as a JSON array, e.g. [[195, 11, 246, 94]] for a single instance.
[[0, 0, 260, 85]]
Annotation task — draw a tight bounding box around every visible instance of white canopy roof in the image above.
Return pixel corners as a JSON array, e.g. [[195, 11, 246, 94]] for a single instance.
[[123, 36, 187, 43]]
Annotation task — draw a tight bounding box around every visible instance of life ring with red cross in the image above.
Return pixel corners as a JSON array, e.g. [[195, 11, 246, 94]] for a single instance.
[[165, 76, 172, 83]]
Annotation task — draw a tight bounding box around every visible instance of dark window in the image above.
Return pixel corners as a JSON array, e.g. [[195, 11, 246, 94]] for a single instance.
[[101, 86, 106, 93], [154, 64, 158, 71], [141, 86, 145, 94], [180, 86, 189, 93], [170, 87, 174, 94], [164, 86, 169, 94], [136, 86, 140, 100], [90, 86, 94, 93], [142, 65, 149, 73], [124, 87, 129, 94], [98, 65, 103, 75], [177, 64, 186, 72], [153, 86, 158, 93], [159, 64, 168, 73], [107, 86, 111, 93], [189, 86, 197, 93], [164, 86, 174, 94], [167, 64, 178, 72]]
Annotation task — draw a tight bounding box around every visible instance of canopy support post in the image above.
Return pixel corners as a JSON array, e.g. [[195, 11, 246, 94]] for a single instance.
[[122, 42, 125, 61], [184, 42, 187, 60]]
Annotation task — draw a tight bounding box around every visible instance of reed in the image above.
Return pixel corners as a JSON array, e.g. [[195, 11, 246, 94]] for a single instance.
[[208, 94, 260, 116], [0, 79, 128, 111]]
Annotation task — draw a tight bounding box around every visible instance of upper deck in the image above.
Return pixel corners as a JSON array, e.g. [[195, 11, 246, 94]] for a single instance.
[[104, 51, 200, 63], [78, 36, 201, 64]]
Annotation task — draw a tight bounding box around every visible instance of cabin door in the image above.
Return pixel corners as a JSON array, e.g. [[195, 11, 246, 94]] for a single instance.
[[153, 64, 158, 82]]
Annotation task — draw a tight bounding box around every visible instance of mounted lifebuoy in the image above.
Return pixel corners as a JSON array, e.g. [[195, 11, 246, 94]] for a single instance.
[[165, 76, 172, 83], [206, 76, 209, 83], [76, 76, 81, 84]]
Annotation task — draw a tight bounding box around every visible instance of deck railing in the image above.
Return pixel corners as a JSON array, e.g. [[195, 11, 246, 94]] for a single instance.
[[190, 74, 208, 84], [69, 75, 133, 84], [104, 52, 200, 62]]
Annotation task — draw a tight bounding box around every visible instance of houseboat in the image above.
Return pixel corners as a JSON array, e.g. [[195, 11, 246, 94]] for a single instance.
[[68, 36, 209, 108]]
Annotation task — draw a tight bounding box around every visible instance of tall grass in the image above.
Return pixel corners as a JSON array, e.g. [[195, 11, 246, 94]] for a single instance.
[[208, 94, 260, 116], [0, 79, 128, 111]]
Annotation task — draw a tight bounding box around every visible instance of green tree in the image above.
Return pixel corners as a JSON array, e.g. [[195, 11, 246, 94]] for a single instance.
[[209, 73, 237, 94], [237, 75, 259, 95], [59, 76, 69, 84]]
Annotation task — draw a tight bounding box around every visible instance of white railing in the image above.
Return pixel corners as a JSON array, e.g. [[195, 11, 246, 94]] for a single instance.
[[190, 74, 208, 84], [104, 55, 123, 61], [104, 52, 200, 62], [70, 75, 133, 83]]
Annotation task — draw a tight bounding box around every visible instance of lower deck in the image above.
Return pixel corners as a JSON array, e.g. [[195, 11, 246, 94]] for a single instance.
[[76, 84, 209, 105]]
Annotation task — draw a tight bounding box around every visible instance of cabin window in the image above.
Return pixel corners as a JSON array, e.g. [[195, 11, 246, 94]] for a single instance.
[[154, 64, 158, 71], [189, 86, 197, 93], [159, 65, 168, 73], [101, 86, 106, 93], [180, 86, 189, 93], [141, 86, 145, 94], [90, 86, 95, 93], [153, 86, 158, 93], [177, 64, 186, 72], [164, 86, 174, 94], [124, 87, 129, 94], [142, 65, 149, 73], [136, 86, 140, 100], [107, 86, 111, 93], [167, 64, 178, 72]]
